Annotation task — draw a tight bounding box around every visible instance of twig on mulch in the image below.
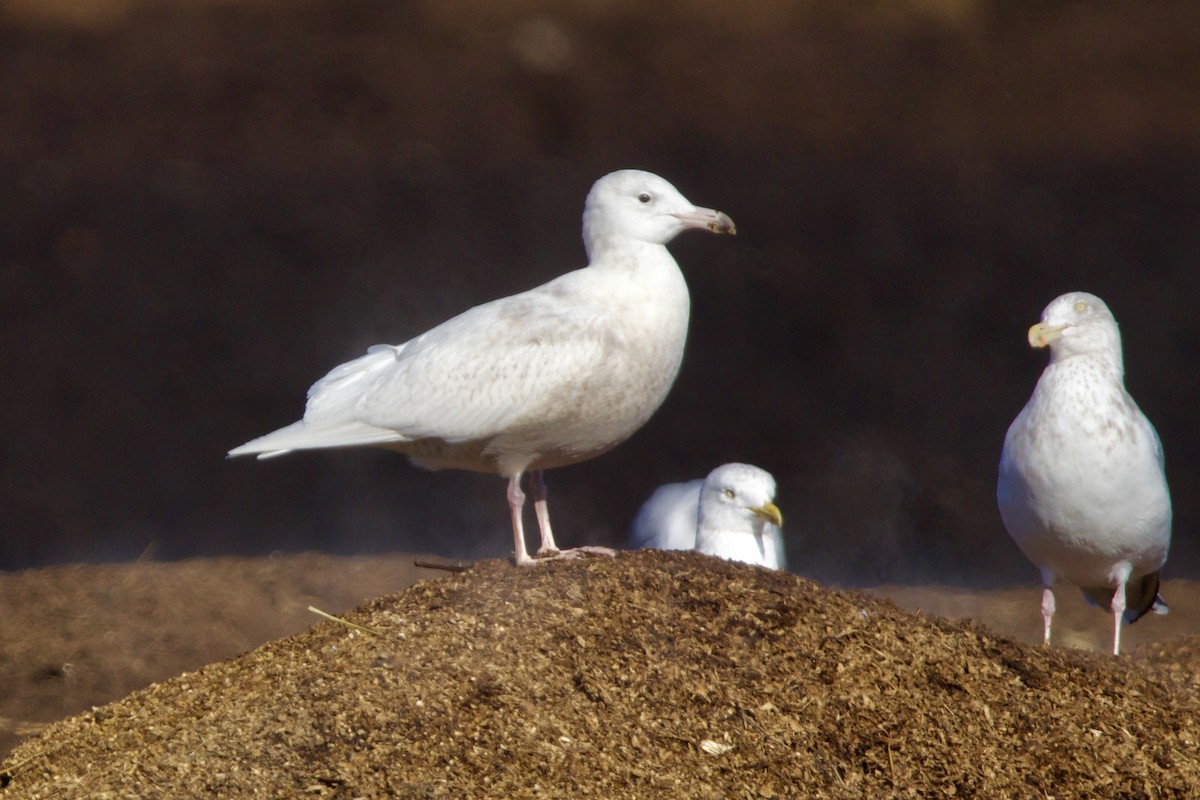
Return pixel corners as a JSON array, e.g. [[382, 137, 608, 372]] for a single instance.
[[307, 606, 381, 636], [413, 560, 472, 573]]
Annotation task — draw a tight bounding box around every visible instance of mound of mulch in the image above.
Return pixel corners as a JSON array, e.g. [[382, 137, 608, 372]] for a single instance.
[[1130, 635, 1200, 688], [3, 551, 1196, 798], [0, 553, 436, 759]]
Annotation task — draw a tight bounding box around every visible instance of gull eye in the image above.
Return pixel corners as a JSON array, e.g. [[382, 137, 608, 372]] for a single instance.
[[723, 489, 735, 499], [637, 192, 652, 204], [1074, 301, 1088, 313]]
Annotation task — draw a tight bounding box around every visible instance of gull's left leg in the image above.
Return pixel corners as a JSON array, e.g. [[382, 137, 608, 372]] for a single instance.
[[529, 470, 617, 561], [1110, 581, 1126, 657], [530, 470, 560, 555], [1038, 569, 1057, 647]]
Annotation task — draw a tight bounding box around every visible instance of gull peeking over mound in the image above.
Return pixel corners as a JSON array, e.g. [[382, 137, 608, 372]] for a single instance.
[[997, 291, 1171, 655], [229, 170, 736, 566], [630, 463, 785, 569]]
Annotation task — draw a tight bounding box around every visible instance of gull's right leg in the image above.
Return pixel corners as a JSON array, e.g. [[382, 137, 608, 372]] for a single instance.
[[1040, 585, 1056, 647], [507, 473, 534, 566]]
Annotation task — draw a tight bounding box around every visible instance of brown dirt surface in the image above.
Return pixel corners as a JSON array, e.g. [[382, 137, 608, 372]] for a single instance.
[[872, 578, 1200, 657], [0, 553, 440, 759], [4, 551, 1199, 798]]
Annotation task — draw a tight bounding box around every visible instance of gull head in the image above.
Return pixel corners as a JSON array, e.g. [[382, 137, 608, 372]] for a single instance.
[[582, 170, 735, 259], [696, 463, 782, 558], [1027, 291, 1123, 362]]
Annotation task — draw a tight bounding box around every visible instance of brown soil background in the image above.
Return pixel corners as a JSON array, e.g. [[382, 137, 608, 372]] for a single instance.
[[3, 552, 1200, 797]]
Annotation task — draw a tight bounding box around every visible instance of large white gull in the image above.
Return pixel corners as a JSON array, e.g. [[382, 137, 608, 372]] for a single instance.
[[997, 291, 1171, 655], [229, 170, 736, 566], [630, 463, 786, 569]]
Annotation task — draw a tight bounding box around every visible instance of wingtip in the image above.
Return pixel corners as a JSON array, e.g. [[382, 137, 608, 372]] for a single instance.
[[226, 444, 254, 459], [1123, 571, 1166, 624], [226, 442, 289, 460]]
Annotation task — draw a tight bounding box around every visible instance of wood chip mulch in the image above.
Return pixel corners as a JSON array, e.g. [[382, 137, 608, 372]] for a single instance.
[[3, 550, 1197, 799]]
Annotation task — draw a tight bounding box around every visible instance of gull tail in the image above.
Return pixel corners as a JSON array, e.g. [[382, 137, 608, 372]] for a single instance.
[[229, 343, 412, 460], [228, 419, 407, 460]]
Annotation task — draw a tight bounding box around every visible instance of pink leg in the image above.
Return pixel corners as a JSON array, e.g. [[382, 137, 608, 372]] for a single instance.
[[1040, 586, 1055, 646], [1110, 582, 1126, 657], [530, 470, 560, 556], [507, 473, 533, 566], [513, 469, 616, 564]]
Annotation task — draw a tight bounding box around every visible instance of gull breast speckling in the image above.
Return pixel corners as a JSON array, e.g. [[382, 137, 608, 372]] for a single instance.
[[630, 463, 786, 569], [229, 170, 735, 566], [997, 291, 1171, 655]]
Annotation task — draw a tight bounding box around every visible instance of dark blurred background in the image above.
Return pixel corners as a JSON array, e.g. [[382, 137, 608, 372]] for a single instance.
[[2, 0, 1198, 585]]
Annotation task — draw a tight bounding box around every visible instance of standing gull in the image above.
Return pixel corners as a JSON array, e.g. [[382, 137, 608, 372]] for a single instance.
[[229, 170, 736, 565], [630, 463, 786, 569], [997, 292, 1171, 655]]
